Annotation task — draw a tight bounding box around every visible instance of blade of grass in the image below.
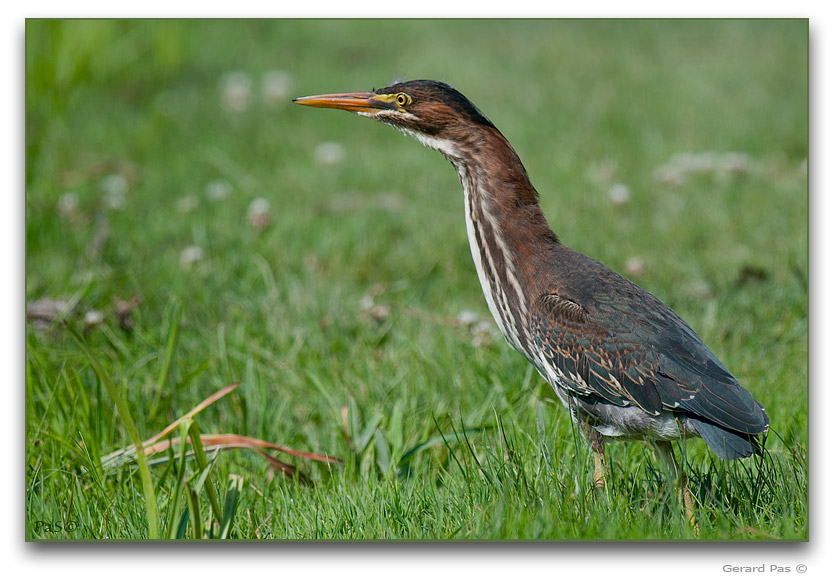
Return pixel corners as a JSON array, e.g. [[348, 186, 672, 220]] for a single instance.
[[153, 441, 176, 498], [347, 397, 382, 455], [187, 446, 222, 494], [374, 430, 391, 474], [219, 474, 244, 539], [184, 420, 222, 523], [174, 360, 211, 391], [180, 445, 221, 538], [167, 419, 192, 539], [305, 369, 339, 413], [175, 504, 190, 539], [399, 426, 491, 466], [185, 482, 203, 539], [67, 323, 159, 539], [150, 301, 181, 420]]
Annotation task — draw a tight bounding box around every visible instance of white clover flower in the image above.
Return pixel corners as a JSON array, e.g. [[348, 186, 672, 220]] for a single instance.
[[84, 310, 105, 326], [57, 191, 80, 216], [177, 194, 199, 213], [100, 174, 128, 210], [180, 245, 204, 267], [314, 142, 346, 166], [205, 179, 233, 201], [220, 71, 253, 112], [261, 69, 294, 107], [607, 183, 631, 206], [625, 257, 645, 277], [247, 197, 271, 229]]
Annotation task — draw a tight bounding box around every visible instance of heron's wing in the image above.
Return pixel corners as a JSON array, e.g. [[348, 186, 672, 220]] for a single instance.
[[530, 281, 768, 436], [531, 292, 666, 414]]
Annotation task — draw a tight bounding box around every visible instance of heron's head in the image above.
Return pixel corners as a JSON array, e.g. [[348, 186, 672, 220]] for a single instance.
[[293, 79, 497, 159]]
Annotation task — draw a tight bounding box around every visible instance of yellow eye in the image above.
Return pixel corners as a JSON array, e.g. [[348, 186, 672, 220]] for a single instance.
[[395, 92, 412, 107]]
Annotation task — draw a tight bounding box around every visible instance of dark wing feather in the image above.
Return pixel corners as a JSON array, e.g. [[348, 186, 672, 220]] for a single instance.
[[687, 417, 763, 459], [530, 248, 769, 442], [532, 292, 666, 414]]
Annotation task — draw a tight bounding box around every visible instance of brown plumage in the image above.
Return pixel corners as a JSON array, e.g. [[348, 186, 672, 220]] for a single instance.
[[293, 80, 769, 490]]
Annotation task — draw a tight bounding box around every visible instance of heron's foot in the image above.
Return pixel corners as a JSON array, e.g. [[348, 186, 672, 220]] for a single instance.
[[587, 425, 608, 490], [653, 441, 699, 535], [592, 450, 607, 489], [679, 484, 699, 535]]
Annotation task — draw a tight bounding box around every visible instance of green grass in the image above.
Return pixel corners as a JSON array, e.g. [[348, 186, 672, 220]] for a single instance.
[[25, 19, 808, 541]]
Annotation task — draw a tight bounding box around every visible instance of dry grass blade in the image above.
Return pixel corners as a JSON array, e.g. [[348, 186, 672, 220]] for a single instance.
[[143, 433, 340, 464], [141, 433, 338, 485], [250, 447, 311, 486], [148, 439, 312, 485], [101, 383, 240, 467], [100, 382, 339, 485], [143, 383, 241, 448]]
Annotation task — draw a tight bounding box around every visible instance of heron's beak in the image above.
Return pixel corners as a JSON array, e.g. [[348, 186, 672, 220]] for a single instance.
[[292, 92, 390, 114]]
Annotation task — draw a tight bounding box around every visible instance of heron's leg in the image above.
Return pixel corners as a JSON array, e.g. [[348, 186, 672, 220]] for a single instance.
[[652, 441, 697, 531], [584, 422, 607, 489]]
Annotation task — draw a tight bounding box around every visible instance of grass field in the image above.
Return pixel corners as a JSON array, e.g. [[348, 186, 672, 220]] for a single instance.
[[25, 19, 808, 541]]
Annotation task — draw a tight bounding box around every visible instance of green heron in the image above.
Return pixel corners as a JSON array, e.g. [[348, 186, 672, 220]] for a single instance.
[[294, 80, 769, 509]]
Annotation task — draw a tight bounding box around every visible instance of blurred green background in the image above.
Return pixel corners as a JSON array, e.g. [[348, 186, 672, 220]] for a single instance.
[[25, 20, 808, 540]]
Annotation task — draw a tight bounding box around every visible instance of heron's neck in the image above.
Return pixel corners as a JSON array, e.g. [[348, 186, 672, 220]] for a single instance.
[[445, 127, 558, 355]]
